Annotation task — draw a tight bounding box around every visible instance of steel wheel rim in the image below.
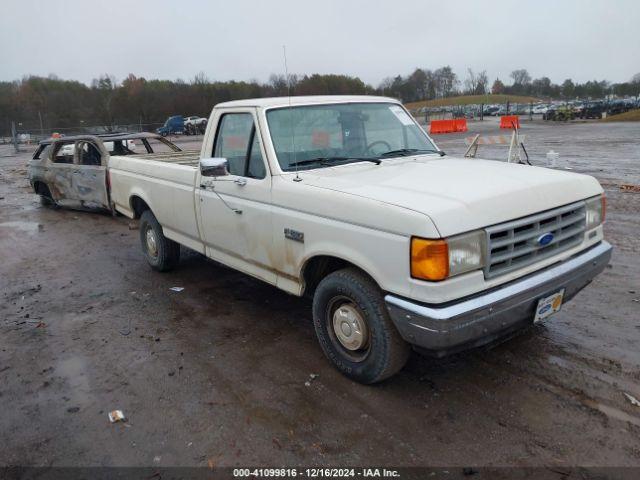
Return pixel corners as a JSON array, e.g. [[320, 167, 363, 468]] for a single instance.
[[145, 227, 158, 258], [327, 296, 370, 362]]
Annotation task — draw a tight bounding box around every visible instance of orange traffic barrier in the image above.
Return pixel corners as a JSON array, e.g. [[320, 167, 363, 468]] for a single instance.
[[454, 119, 468, 132], [429, 119, 468, 134], [429, 119, 455, 134], [499, 115, 520, 129]]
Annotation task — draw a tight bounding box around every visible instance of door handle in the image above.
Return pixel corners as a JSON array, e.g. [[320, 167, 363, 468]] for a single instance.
[[234, 178, 247, 187]]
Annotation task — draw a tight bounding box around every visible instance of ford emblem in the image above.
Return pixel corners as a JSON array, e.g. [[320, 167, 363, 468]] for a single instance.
[[537, 233, 554, 246]]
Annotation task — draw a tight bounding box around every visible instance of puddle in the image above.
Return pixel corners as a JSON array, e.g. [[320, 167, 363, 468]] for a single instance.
[[545, 355, 640, 427], [547, 354, 640, 398], [0, 220, 43, 234]]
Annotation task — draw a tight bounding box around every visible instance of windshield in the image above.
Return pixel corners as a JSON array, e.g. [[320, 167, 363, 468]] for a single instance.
[[266, 102, 438, 171]]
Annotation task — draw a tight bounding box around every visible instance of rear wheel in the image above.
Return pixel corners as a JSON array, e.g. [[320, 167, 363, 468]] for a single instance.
[[139, 210, 180, 271], [312, 268, 410, 384]]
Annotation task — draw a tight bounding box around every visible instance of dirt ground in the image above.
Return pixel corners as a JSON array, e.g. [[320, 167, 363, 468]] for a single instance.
[[0, 119, 639, 472]]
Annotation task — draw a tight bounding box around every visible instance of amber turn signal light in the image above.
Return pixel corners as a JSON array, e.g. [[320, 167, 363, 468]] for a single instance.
[[410, 237, 449, 281]]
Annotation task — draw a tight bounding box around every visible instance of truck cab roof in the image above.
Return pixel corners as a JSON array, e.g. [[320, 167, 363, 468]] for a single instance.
[[215, 95, 399, 109]]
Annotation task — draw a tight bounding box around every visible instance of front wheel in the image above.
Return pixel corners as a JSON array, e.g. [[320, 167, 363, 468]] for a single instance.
[[36, 183, 57, 207], [312, 268, 410, 384], [139, 210, 180, 271]]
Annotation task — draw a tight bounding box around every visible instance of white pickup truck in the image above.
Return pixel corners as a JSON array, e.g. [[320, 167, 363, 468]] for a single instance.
[[108, 95, 611, 383]]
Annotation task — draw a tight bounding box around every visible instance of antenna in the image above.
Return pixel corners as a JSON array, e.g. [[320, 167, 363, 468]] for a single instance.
[[283, 45, 301, 182]]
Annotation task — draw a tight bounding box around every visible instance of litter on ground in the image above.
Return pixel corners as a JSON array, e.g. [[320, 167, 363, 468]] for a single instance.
[[108, 410, 126, 423], [623, 392, 640, 407]]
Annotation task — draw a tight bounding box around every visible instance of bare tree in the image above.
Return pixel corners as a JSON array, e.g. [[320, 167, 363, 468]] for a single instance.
[[464, 69, 488, 95], [464, 68, 477, 95], [510, 69, 531, 86], [192, 72, 209, 85], [434, 66, 458, 98], [476, 70, 488, 95], [91, 74, 118, 127]]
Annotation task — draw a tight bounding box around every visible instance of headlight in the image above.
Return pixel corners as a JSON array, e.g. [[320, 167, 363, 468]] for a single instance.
[[448, 230, 487, 277], [585, 194, 605, 229], [411, 230, 486, 282]]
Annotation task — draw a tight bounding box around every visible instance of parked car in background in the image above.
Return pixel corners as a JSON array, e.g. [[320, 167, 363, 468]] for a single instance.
[[157, 115, 185, 136], [28, 132, 185, 210], [482, 105, 500, 116], [184, 115, 208, 135], [571, 101, 585, 116], [184, 116, 207, 127], [606, 99, 631, 116], [579, 101, 604, 119], [493, 106, 509, 116], [532, 104, 549, 114]]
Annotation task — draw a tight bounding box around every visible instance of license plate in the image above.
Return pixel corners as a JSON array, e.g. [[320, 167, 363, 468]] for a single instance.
[[534, 289, 565, 323]]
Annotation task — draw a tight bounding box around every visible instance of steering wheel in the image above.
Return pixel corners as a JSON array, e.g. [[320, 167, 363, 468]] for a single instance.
[[364, 140, 392, 156]]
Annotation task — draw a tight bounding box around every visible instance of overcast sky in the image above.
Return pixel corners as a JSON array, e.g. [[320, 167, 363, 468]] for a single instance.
[[1, 0, 639, 87]]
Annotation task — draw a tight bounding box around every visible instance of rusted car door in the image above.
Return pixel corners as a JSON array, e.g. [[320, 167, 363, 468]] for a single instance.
[[45, 141, 78, 205], [69, 141, 110, 209]]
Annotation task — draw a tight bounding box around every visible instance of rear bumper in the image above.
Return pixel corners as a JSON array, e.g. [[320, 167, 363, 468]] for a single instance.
[[385, 241, 612, 356]]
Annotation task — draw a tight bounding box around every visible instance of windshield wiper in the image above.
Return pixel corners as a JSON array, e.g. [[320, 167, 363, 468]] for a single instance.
[[378, 148, 444, 158], [289, 156, 381, 168]]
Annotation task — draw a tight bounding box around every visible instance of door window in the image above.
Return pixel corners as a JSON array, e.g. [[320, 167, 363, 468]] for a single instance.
[[77, 141, 102, 166], [247, 132, 266, 179], [52, 142, 75, 163], [213, 113, 266, 179]]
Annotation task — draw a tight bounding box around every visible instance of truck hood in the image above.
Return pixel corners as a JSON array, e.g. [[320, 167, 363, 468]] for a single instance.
[[296, 156, 603, 237]]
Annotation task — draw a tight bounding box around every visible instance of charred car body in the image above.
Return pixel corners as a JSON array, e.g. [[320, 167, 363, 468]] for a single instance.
[[28, 132, 184, 211]]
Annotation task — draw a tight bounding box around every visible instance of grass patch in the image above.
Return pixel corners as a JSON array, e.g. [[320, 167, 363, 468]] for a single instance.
[[405, 94, 540, 109], [601, 109, 640, 122]]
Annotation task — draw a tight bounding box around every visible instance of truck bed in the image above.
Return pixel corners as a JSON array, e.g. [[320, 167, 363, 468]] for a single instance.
[[108, 152, 204, 253], [128, 150, 200, 166]]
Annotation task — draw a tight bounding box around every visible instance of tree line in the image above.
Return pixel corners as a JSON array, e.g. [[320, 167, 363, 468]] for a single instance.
[[382, 68, 640, 103], [1, 68, 639, 135]]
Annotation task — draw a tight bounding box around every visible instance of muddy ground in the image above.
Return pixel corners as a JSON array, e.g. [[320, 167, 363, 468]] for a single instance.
[[0, 119, 639, 471]]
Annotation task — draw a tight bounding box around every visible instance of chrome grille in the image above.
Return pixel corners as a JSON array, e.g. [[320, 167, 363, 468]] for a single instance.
[[484, 201, 586, 279]]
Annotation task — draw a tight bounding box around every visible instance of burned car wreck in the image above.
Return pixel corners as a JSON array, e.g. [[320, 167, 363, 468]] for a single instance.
[[28, 132, 182, 211]]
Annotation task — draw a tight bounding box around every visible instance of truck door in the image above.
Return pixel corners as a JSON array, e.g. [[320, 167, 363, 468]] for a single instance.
[[196, 111, 276, 285], [70, 141, 110, 209]]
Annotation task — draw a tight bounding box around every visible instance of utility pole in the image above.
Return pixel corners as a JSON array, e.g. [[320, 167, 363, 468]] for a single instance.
[[529, 102, 533, 121], [38, 110, 44, 139], [11, 121, 19, 153]]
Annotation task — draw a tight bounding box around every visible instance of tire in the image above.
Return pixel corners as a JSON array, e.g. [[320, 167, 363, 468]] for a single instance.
[[139, 210, 180, 272], [40, 194, 53, 206], [36, 184, 57, 207], [312, 268, 410, 384]]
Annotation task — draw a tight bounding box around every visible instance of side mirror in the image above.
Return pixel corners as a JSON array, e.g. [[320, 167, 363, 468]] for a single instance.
[[200, 157, 229, 177]]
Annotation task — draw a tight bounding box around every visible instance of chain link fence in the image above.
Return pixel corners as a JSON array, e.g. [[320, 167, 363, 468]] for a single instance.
[[1, 121, 168, 145]]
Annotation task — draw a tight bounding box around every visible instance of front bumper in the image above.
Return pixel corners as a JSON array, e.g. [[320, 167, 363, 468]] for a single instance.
[[385, 241, 612, 356]]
